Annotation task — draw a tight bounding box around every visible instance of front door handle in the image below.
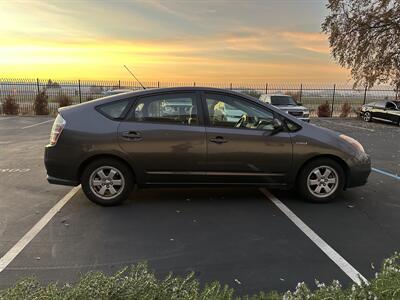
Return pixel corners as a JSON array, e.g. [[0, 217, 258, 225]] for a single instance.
[[209, 136, 228, 144], [121, 131, 142, 141]]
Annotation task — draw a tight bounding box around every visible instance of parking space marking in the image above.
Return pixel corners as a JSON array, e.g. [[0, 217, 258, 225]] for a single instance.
[[21, 119, 53, 129], [0, 186, 80, 273], [318, 119, 375, 132], [259, 188, 368, 285], [0, 117, 17, 121], [372, 167, 400, 180]]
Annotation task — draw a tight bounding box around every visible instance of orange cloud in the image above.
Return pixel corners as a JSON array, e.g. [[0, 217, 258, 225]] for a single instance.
[[280, 32, 330, 54]]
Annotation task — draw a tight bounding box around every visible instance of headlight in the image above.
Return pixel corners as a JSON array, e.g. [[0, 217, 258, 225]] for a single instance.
[[339, 134, 365, 154], [303, 111, 310, 117]]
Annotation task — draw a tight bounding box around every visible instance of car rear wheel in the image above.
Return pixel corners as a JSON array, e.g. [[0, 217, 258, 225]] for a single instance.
[[363, 111, 372, 122], [298, 158, 345, 203], [81, 158, 134, 206]]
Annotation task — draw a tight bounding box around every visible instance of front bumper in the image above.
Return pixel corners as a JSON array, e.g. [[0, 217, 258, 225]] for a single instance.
[[346, 155, 371, 188]]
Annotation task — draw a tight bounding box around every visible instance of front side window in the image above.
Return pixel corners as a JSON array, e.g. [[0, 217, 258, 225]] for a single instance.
[[385, 102, 396, 109], [205, 93, 275, 130], [132, 93, 198, 125]]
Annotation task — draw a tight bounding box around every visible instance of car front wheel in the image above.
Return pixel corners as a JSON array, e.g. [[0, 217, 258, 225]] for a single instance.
[[363, 111, 372, 122], [298, 158, 345, 203], [81, 158, 134, 206]]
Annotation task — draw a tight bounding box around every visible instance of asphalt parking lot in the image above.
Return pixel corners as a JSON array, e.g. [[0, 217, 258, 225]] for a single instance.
[[0, 116, 399, 295]]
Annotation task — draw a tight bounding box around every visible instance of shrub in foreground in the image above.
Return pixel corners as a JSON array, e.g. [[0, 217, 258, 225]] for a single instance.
[[1, 253, 400, 299], [33, 90, 49, 115], [56, 93, 73, 108], [1, 95, 19, 115], [317, 101, 331, 117]]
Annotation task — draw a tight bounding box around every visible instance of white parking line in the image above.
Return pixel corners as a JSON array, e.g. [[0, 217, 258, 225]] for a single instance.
[[259, 188, 369, 285], [0, 186, 80, 273], [0, 117, 17, 121], [319, 119, 375, 132], [21, 119, 53, 129]]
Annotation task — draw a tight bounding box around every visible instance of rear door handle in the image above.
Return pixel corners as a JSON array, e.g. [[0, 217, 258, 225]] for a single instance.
[[209, 136, 228, 144], [121, 131, 142, 141]]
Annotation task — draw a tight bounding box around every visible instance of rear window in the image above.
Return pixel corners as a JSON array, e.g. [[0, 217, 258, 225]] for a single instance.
[[97, 100, 130, 119]]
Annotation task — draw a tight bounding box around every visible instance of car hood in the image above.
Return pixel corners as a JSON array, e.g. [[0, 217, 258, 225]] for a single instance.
[[273, 105, 308, 111]]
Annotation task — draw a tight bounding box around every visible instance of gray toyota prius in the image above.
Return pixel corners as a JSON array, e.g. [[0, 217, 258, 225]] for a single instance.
[[45, 87, 371, 206]]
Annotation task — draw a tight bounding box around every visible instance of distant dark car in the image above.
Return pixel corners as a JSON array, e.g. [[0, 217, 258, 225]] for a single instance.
[[45, 87, 370, 206], [360, 100, 400, 125]]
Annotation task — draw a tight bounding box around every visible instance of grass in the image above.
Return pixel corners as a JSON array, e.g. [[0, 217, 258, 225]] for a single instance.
[[1, 253, 400, 299]]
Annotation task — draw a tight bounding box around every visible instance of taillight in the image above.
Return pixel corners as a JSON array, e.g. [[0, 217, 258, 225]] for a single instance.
[[49, 114, 66, 146]]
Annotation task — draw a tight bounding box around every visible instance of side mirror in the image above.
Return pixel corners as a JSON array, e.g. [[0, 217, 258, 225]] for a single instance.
[[270, 118, 284, 135]]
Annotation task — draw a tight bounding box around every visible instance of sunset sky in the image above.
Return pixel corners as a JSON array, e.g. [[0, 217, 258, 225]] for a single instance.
[[0, 0, 351, 83]]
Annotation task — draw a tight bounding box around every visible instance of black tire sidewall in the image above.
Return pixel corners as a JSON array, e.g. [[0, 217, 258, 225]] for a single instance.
[[364, 112, 371, 122], [298, 158, 345, 203], [81, 158, 133, 206]]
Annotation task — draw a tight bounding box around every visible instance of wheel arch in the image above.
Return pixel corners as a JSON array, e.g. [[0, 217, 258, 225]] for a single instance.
[[78, 154, 136, 182], [295, 154, 350, 189]]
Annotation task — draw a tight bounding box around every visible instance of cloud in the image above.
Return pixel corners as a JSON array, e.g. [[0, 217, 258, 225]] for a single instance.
[[279, 32, 330, 54]]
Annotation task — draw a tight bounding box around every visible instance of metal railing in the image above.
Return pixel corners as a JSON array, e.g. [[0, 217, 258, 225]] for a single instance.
[[0, 78, 398, 116]]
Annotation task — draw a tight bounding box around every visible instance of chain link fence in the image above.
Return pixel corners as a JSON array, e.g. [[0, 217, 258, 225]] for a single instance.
[[0, 78, 398, 116]]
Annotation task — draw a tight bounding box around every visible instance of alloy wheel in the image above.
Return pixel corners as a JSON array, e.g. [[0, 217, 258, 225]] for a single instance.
[[307, 166, 339, 198], [89, 166, 125, 200]]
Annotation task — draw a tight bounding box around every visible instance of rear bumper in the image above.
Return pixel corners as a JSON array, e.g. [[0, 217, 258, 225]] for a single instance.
[[44, 144, 80, 186], [47, 175, 79, 186], [346, 155, 371, 188]]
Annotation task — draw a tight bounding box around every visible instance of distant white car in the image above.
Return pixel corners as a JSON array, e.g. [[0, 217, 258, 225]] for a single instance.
[[259, 94, 310, 122], [102, 89, 133, 96]]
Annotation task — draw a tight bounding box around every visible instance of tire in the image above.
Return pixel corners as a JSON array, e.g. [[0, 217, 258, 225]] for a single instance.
[[81, 158, 134, 206], [297, 158, 345, 203], [363, 111, 372, 122]]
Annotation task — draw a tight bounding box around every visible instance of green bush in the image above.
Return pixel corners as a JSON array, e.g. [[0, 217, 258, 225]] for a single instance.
[[1, 95, 19, 115], [33, 90, 49, 115], [1, 253, 400, 299]]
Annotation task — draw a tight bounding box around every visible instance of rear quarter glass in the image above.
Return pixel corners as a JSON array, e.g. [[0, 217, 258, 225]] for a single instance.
[[97, 100, 131, 119]]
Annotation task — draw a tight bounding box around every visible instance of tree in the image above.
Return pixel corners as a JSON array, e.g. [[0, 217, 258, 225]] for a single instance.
[[322, 0, 400, 90]]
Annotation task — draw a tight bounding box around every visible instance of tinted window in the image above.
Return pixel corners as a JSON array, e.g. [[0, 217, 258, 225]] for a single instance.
[[394, 101, 400, 108], [205, 93, 275, 130], [270, 96, 297, 106], [132, 93, 198, 125], [374, 101, 386, 109], [385, 102, 397, 109], [98, 100, 130, 119]]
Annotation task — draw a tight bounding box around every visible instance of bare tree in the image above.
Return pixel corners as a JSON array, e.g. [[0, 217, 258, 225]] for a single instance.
[[322, 0, 400, 90]]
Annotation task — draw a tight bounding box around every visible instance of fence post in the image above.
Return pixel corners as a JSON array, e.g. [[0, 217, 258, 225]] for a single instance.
[[331, 84, 336, 117], [396, 87, 398, 100], [265, 83, 268, 94], [78, 80, 82, 103], [363, 85, 368, 104], [193, 82, 196, 87], [230, 83, 232, 90], [36, 78, 40, 94], [299, 83, 303, 102], [118, 80, 121, 89]]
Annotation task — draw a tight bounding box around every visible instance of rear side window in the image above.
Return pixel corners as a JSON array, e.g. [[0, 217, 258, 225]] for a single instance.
[[131, 93, 198, 126], [97, 100, 130, 119]]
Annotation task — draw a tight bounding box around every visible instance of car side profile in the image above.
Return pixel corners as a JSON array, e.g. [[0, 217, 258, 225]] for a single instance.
[[45, 87, 371, 206], [360, 100, 400, 125]]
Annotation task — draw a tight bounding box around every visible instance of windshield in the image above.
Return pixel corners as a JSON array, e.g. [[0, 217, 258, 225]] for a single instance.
[[270, 95, 297, 106]]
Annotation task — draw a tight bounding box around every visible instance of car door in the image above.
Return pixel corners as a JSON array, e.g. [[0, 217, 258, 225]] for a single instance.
[[118, 91, 207, 184], [372, 101, 386, 120], [201, 92, 293, 185], [384, 101, 399, 123]]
